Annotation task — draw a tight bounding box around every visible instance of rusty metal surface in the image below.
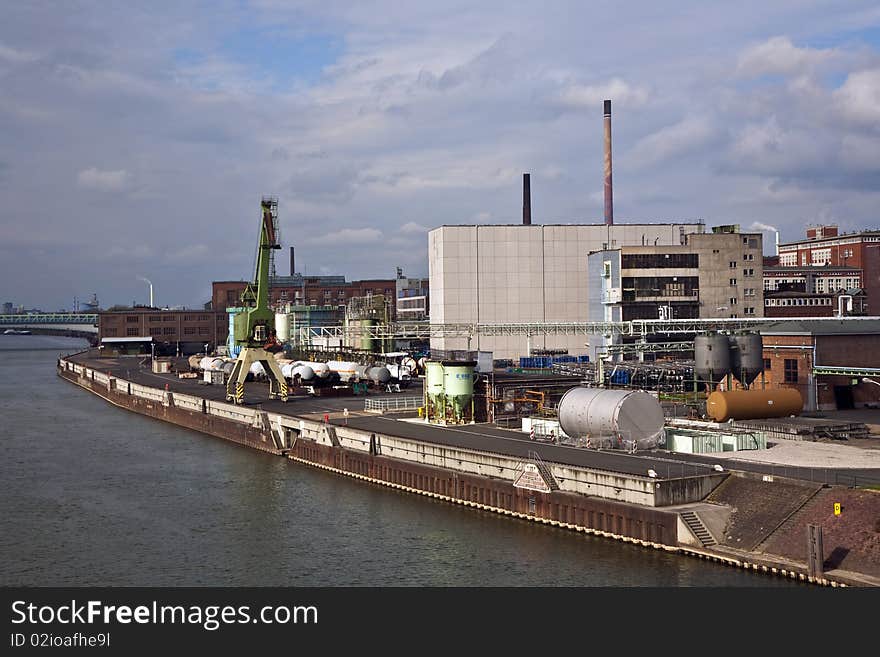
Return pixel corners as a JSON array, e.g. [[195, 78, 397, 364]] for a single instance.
[[603, 99, 613, 226]]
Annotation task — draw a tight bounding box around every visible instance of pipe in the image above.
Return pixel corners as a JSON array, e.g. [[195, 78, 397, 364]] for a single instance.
[[522, 173, 531, 225], [290, 246, 295, 276], [603, 99, 613, 226]]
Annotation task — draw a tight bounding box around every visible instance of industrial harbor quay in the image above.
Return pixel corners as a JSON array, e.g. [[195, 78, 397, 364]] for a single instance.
[[56, 340, 880, 587]]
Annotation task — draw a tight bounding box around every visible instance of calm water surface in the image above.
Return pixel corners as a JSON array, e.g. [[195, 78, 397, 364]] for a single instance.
[[0, 336, 799, 586]]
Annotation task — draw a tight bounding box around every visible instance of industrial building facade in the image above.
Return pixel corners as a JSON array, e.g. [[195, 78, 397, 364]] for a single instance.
[[212, 276, 397, 315], [589, 228, 765, 326], [98, 309, 228, 354], [428, 223, 704, 359], [758, 320, 880, 411]]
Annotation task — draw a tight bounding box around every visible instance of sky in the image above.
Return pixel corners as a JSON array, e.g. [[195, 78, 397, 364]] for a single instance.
[[1, 1, 879, 311]]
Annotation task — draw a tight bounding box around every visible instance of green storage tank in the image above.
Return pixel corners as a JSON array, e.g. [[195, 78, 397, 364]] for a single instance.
[[442, 360, 476, 424]]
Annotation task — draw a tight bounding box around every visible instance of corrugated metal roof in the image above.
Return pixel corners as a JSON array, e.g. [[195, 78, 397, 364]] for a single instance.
[[101, 336, 154, 343]]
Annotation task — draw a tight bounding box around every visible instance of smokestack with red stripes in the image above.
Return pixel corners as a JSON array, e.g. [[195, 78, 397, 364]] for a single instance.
[[522, 173, 531, 225], [604, 99, 613, 226]]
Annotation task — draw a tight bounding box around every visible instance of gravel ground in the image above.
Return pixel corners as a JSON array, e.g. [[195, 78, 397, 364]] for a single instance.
[[709, 437, 880, 468]]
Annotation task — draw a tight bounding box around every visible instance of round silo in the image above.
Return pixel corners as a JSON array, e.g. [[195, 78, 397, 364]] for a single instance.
[[729, 332, 764, 388], [424, 360, 446, 422], [359, 319, 375, 352], [694, 332, 731, 385], [274, 313, 290, 343], [557, 387, 666, 449], [443, 361, 475, 424]]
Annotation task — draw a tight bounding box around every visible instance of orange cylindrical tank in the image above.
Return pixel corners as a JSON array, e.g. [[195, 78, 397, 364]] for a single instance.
[[706, 388, 803, 422]]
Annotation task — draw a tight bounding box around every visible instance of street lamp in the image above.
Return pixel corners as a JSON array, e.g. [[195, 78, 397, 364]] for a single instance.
[[137, 276, 154, 307]]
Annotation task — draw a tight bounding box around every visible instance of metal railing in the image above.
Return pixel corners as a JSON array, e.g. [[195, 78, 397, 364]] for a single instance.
[[364, 396, 423, 412]]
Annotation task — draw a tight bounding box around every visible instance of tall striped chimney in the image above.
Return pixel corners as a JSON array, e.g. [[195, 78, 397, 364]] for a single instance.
[[603, 99, 613, 226], [523, 173, 531, 225]]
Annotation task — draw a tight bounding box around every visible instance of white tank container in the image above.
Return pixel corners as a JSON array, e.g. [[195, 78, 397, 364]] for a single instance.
[[199, 356, 214, 371], [327, 360, 359, 382], [295, 361, 330, 379], [293, 365, 315, 381], [249, 362, 265, 377], [368, 366, 391, 384], [557, 387, 665, 449]]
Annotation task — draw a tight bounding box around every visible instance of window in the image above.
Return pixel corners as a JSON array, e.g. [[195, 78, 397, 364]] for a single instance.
[[163, 315, 173, 322], [184, 326, 196, 335], [150, 327, 162, 336], [743, 268, 754, 277], [149, 315, 161, 323], [126, 315, 138, 323], [744, 307, 755, 315], [163, 327, 175, 335], [744, 288, 756, 297], [729, 297, 737, 305], [183, 315, 195, 321], [743, 253, 754, 261], [743, 237, 749, 245], [198, 327, 210, 335], [729, 261, 737, 268], [198, 314, 209, 321], [324, 291, 331, 299], [729, 278, 737, 286], [105, 328, 118, 336], [763, 358, 771, 371], [126, 327, 138, 336], [784, 359, 798, 383]]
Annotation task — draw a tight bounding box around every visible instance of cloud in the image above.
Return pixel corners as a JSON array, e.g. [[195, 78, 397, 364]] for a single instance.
[[400, 221, 427, 234], [736, 36, 836, 78], [629, 116, 715, 167], [76, 167, 131, 191], [556, 78, 650, 110], [833, 68, 880, 127], [306, 227, 383, 244]]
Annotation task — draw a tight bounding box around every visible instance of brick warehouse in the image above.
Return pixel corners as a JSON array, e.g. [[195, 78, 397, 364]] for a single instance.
[[212, 275, 397, 315], [99, 309, 228, 355], [758, 319, 880, 411]]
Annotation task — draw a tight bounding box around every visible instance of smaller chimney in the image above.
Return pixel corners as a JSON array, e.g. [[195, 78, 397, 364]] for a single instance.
[[522, 173, 531, 225], [290, 246, 295, 276]]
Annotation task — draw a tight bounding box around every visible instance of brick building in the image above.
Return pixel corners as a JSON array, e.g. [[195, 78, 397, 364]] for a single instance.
[[99, 308, 227, 355], [758, 319, 880, 411], [212, 275, 397, 316]]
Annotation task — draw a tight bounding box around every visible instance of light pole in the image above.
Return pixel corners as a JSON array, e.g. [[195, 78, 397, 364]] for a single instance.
[[137, 276, 154, 307]]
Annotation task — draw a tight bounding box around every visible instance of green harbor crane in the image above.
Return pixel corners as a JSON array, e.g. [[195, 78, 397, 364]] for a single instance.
[[225, 197, 289, 404]]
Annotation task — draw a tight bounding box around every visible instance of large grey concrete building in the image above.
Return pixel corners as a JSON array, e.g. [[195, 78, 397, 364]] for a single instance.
[[428, 222, 704, 359]]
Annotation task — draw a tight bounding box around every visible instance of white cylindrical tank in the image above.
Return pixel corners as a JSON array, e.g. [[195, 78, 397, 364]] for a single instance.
[[220, 361, 236, 376], [249, 362, 265, 378], [293, 364, 315, 381], [327, 360, 359, 382], [557, 387, 666, 450], [295, 361, 330, 379], [199, 356, 214, 371], [275, 312, 290, 342], [368, 366, 391, 384]]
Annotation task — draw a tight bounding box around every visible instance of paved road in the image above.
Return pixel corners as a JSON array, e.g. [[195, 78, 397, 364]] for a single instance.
[[66, 352, 880, 485]]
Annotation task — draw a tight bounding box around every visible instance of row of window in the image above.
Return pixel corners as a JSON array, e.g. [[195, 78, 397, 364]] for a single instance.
[[765, 298, 833, 306], [131, 314, 212, 323]]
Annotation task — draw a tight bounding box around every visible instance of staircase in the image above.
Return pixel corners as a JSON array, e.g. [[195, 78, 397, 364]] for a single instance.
[[680, 510, 716, 547], [528, 450, 560, 491]]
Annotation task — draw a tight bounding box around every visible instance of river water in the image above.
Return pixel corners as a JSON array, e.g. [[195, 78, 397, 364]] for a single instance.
[[0, 336, 798, 586]]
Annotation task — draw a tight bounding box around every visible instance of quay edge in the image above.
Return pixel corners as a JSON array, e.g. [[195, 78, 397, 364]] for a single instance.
[[56, 355, 858, 587]]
